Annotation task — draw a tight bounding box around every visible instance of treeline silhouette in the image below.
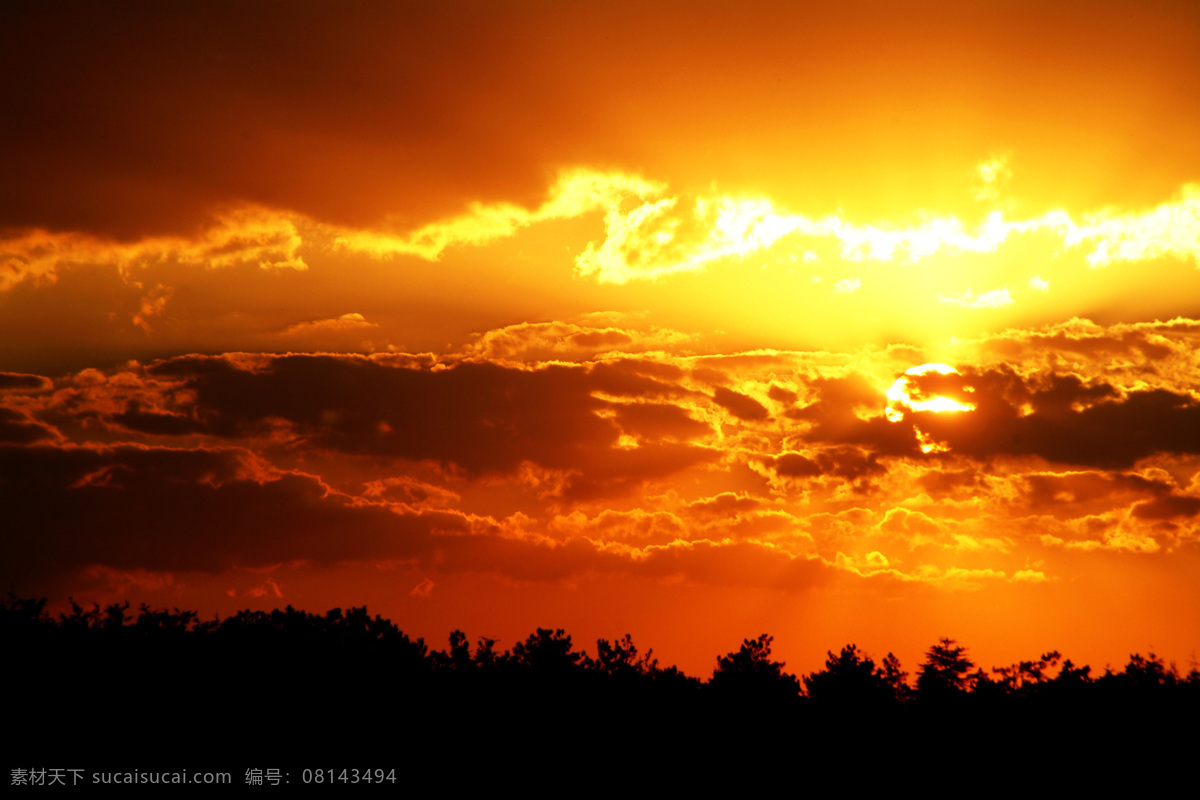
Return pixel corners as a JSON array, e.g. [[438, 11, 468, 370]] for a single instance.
[[5, 596, 1197, 777]]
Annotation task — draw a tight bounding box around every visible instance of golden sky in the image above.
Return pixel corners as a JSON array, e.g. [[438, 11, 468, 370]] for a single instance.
[[3, 0, 1199, 677]]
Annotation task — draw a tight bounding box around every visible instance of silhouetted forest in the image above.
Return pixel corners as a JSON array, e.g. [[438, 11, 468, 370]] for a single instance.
[[5, 595, 1197, 783]]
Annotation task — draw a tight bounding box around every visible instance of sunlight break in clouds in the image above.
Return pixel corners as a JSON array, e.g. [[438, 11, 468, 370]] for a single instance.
[[334, 169, 663, 260], [569, 177, 1200, 284]]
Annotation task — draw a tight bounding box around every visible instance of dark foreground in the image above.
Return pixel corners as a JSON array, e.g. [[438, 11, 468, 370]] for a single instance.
[[5, 598, 1197, 792]]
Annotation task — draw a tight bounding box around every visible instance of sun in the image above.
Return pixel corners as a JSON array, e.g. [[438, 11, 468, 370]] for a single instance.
[[885, 364, 976, 453]]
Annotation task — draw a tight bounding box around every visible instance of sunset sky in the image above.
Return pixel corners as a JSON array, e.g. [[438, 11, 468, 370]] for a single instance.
[[3, 0, 1199, 678]]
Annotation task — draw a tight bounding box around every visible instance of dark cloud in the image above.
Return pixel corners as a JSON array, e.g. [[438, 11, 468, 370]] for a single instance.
[[112, 401, 208, 436], [557, 441, 721, 502], [1024, 471, 1168, 511], [916, 468, 987, 496], [712, 386, 769, 421], [0, 441, 826, 595], [767, 384, 798, 405], [687, 492, 764, 517], [0, 372, 52, 391], [151, 355, 619, 472], [1131, 494, 1200, 521], [788, 374, 920, 455], [629, 540, 833, 591], [588, 359, 690, 394], [144, 354, 717, 498], [915, 369, 1200, 468], [361, 476, 461, 508], [789, 366, 1200, 469], [613, 402, 712, 441], [0, 407, 60, 444], [773, 452, 822, 478], [980, 322, 1191, 364], [770, 447, 886, 482], [0, 443, 473, 586]]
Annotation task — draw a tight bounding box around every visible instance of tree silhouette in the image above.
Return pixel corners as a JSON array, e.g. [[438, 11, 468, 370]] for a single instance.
[[879, 652, 911, 702], [804, 644, 900, 707], [7, 589, 1200, 775], [991, 650, 1062, 698], [916, 637, 976, 701], [511, 627, 584, 675], [592, 634, 658, 678], [709, 634, 801, 702]]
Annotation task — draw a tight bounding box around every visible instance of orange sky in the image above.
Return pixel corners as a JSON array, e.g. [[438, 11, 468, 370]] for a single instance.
[[3, 1, 1199, 678]]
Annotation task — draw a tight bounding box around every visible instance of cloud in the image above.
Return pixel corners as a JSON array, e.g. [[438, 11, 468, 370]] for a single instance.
[[687, 492, 765, 518], [0, 443, 428, 580], [282, 313, 378, 336], [972, 154, 1012, 202], [769, 447, 886, 484], [548, 508, 687, 546], [463, 321, 692, 362], [566, 180, 1200, 284], [969, 318, 1200, 392], [7, 331, 1199, 604], [361, 476, 461, 508], [1023, 471, 1170, 517], [1077, 184, 1200, 268], [0, 207, 307, 291], [335, 169, 662, 260]]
